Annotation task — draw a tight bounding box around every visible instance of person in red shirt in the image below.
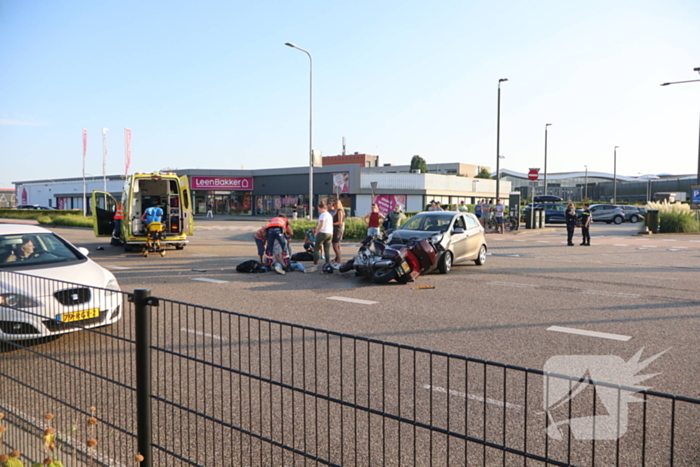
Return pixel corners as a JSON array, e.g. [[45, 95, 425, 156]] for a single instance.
[[265, 214, 293, 271], [363, 204, 385, 237]]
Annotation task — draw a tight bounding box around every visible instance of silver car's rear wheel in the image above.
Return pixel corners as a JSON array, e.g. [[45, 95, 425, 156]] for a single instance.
[[475, 245, 487, 265]]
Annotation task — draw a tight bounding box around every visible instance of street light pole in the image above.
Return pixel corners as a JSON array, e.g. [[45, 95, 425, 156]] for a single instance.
[[496, 78, 508, 203], [613, 146, 619, 203], [584, 165, 588, 200], [661, 67, 700, 185], [285, 42, 314, 219], [544, 123, 552, 196]]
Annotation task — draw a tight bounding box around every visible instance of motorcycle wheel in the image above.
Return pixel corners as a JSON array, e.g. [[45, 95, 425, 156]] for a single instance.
[[438, 251, 452, 274], [373, 268, 398, 284]]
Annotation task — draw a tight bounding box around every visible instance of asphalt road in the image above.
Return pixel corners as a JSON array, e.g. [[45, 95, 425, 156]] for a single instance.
[[42, 219, 700, 399], [4, 218, 700, 465]]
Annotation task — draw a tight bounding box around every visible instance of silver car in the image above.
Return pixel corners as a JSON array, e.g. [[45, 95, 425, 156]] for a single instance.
[[589, 204, 625, 224], [387, 211, 487, 274]]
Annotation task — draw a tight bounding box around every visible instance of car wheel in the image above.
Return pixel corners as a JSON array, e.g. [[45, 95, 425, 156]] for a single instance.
[[613, 215, 623, 225], [630, 215, 639, 223], [373, 268, 398, 284], [475, 245, 487, 265], [438, 251, 453, 274]]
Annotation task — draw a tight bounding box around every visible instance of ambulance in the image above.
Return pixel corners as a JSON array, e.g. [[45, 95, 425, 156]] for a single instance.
[[92, 172, 194, 251]]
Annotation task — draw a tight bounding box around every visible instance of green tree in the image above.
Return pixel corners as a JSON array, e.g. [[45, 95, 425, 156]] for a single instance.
[[410, 155, 428, 173], [475, 168, 492, 179]]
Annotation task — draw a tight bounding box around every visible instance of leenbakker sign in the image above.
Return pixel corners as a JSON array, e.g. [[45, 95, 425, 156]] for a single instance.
[[191, 177, 254, 190]]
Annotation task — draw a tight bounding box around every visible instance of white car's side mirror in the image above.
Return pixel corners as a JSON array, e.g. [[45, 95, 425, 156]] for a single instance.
[[78, 247, 90, 256]]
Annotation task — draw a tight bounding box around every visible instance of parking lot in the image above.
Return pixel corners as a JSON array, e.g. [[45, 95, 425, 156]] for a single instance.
[[43, 219, 700, 401]]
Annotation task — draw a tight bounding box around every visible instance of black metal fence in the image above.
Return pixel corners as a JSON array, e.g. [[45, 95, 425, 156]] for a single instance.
[[1, 271, 699, 466]]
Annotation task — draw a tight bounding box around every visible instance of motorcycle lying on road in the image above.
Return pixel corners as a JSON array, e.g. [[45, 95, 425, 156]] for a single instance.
[[338, 233, 388, 277], [370, 235, 442, 284]]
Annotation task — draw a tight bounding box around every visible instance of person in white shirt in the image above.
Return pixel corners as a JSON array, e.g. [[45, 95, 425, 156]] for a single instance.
[[494, 199, 506, 233], [308, 201, 333, 271]]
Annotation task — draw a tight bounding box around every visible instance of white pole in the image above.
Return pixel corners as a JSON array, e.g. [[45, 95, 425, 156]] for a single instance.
[[102, 128, 108, 193], [82, 128, 87, 217]]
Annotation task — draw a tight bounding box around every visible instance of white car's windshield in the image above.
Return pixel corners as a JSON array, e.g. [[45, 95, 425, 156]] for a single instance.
[[401, 214, 454, 233], [0, 233, 84, 268]]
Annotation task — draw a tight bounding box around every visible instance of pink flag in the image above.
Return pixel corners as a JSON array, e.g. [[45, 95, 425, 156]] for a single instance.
[[82, 128, 88, 176], [124, 128, 132, 175]]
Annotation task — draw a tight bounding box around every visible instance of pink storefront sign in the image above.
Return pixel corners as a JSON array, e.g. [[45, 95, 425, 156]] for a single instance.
[[191, 177, 254, 190]]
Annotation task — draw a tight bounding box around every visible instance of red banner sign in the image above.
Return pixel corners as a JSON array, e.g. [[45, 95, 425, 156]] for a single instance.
[[191, 177, 254, 190]]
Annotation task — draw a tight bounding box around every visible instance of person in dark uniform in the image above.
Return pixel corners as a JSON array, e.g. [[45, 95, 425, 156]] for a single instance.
[[565, 203, 577, 246], [580, 203, 591, 246]]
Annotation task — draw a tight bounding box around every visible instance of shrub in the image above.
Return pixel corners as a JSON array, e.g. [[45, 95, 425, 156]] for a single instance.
[[645, 201, 699, 233]]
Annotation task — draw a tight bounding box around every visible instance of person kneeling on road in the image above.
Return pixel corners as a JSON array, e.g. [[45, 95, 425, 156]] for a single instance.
[[264, 214, 293, 274]]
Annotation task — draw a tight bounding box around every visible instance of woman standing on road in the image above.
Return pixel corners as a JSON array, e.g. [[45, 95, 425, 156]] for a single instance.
[[331, 199, 346, 264], [309, 201, 333, 272]]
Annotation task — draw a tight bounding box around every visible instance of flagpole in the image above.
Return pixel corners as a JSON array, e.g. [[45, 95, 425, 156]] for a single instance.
[[82, 128, 88, 217], [102, 128, 108, 192]]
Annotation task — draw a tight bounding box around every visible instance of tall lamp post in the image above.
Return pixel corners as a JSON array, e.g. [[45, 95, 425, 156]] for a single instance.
[[543, 123, 552, 196], [496, 78, 508, 202], [285, 42, 314, 219], [584, 165, 588, 201], [661, 67, 700, 185], [613, 146, 619, 203]]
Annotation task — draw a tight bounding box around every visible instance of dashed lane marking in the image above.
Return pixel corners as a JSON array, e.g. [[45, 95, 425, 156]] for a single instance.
[[423, 384, 523, 410], [192, 277, 229, 284], [181, 328, 228, 341], [104, 265, 131, 270], [614, 244, 628, 247], [547, 326, 632, 342], [326, 296, 378, 305], [488, 281, 535, 288]]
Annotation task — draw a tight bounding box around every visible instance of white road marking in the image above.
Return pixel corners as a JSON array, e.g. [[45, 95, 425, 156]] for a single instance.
[[191, 254, 218, 257], [192, 277, 228, 284], [104, 265, 130, 270], [514, 239, 526, 242], [662, 239, 676, 242], [326, 296, 378, 305], [505, 254, 521, 257], [614, 244, 628, 247], [488, 281, 535, 288], [547, 326, 632, 342], [583, 290, 640, 298], [537, 241, 551, 243], [181, 328, 228, 341], [690, 240, 700, 243], [668, 249, 683, 252], [491, 238, 505, 241], [423, 384, 523, 410]]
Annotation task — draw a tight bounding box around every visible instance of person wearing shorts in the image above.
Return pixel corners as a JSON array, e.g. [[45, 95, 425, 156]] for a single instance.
[[363, 203, 384, 237], [495, 199, 505, 233], [331, 199, 346, 264], [254, 227, 267, 263]]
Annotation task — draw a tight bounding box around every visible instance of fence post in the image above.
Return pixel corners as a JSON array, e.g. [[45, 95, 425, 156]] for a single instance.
[[134, 288, 154, 467]]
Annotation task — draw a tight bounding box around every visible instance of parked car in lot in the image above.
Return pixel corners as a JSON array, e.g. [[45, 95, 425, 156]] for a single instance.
[[533, 195, 563, 203], [589, 204, 625, 224], [0, 225, 122, 341], [14, 204, 56, 210], [522, 203, 579, 223], [620, 205, 647, 223], [387, 211, 487, 273]]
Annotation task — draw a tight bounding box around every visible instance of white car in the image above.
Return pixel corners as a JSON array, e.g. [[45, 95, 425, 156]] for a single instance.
[[0, 225, 122, 341]]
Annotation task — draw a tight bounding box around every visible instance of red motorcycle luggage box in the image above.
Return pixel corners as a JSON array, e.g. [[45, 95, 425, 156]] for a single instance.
[[413, 239, 437, 270]]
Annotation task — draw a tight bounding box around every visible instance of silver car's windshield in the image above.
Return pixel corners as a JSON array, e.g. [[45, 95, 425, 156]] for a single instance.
[[0, 233, 84, 269], [401, 214, 454, 233]]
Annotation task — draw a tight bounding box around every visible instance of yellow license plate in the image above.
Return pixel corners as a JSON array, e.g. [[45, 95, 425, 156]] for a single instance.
[[401, 261, 411, 273], [57, 308, 99, 323]]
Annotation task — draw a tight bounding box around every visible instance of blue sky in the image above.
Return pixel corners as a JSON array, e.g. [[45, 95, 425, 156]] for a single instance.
[[1, 0, 699, 188]]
